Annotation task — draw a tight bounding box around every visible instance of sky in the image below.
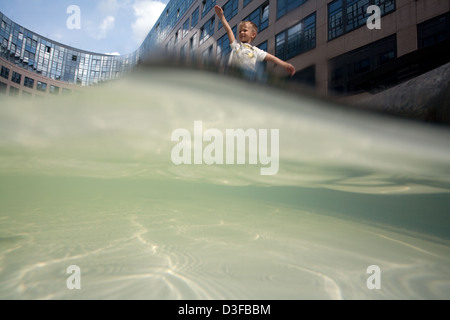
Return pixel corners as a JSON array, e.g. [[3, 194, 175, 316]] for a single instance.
[[0, 0, 170, 55]]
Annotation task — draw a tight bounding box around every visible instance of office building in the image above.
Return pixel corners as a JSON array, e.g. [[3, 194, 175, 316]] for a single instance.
[[1, 1, 449, 98], [140, 0, 450, 96], [0, 10, 135, 98]]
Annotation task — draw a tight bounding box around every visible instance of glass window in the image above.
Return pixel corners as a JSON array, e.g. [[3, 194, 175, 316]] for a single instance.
[[216, 25, 237, 61], [190, 33, 198, 61], [346, 0, 370, 31], [183, 18, 190, 38], [328, 0, 343, 39], [11, 71, 21, 84], [417, 11, 450, 49], [36, 81, 47, 92], [218, 0, 239, 29], [24, 77, 34, 89], [329, 34, 396, 94], [328, 0, 396, 40], [191, 7, 199, 29], [201, 0, 216, 18], [277, 0, 309, 19], [175, 29, 181, 45], [199, 16, 215, 45], [0, 66, 9, 80], [244, 2, 269, 32], [276, 13, 316, 60], [243, 0, 253, 7], [49, 85, 60, 95]]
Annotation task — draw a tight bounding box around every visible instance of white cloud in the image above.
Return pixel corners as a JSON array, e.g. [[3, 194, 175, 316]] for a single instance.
[[132, 0, 166, 44], [97, 16, 116, 40], [98, 0, 120, 14]]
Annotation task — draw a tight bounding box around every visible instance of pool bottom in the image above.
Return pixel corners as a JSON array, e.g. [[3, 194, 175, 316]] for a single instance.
[[0, 175, 449, 300]]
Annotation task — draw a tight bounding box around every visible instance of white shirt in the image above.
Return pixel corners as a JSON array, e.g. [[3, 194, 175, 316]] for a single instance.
[[228, 40, 267, 72]]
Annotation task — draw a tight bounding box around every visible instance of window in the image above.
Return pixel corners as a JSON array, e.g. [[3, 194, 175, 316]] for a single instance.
[[291, 65, 315, 86], [417, 12, 450, 49], [36, 81, 47, 92], [199, 16, 215, 45], [50, 85, 60, 95], [175, 29, 181, 45], [216, 26, 237, 61], [72, 55, 78, 62], [244, 2, 269, 32], [277, 0, 309, 19], [190, 33, 198, 60], [191, 7, 199, 29], [275, 13, 316, 61], [256, 41, 268, 70], [201, 0, 216, 18], [329, 34, 396, 94], [183, 18, 190, 38], [0, 66, 9, 80], [328, 0, 396, 40], [24, 76, 34, 89], [218, 0, 239, 30], [328, 0, 343, 39], [11, 71, 21, 84], [243, 0, 253, 7]]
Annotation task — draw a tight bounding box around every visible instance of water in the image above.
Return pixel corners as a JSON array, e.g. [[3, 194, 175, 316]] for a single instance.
[[1, 68, 449, 300]]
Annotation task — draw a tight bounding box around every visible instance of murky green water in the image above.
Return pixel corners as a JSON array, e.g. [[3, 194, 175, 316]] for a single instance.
[[1, 69, 449, 299]]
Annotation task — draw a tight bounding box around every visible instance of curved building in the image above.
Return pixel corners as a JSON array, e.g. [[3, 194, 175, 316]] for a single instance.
[[0, 10, 136, 98]]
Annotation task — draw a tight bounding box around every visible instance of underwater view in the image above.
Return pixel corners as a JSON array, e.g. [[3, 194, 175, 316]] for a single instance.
[[0, 68, 449, 300]]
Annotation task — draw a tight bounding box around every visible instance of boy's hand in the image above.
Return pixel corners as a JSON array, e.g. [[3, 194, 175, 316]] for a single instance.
[[284, 63, 296, 77], [214, 5, 224, 18]]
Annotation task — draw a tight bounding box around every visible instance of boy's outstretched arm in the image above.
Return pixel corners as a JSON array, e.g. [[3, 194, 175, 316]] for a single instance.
[[214, 5, 235, 44], [265, 53, 296, 77]]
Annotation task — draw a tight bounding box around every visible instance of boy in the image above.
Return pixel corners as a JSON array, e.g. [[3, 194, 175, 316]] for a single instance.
[[214, 5, 296, 77]]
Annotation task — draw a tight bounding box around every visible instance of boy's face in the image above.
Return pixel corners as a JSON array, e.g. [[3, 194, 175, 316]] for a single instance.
[[238, 23, 256, 43]]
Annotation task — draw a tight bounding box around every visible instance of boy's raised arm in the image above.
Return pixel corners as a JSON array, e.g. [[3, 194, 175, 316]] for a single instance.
[[214, 5, 235, 44]]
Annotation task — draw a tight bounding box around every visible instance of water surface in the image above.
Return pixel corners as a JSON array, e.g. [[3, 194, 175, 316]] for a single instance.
[[1, 69, 449, 299]]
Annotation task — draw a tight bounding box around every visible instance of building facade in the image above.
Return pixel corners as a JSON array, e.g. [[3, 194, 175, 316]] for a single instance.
[[140, 0, 450, 96], [0, 10, 136, 98], [1, 1, 449, 98]]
